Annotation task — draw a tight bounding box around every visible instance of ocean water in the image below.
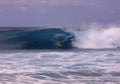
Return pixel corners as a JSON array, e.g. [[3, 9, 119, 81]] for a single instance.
[[0, 27, 120, 84], [0, 49, 120, 84]]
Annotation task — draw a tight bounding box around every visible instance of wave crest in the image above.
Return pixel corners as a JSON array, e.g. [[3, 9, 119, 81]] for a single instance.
[[72, 27, 120, 49]]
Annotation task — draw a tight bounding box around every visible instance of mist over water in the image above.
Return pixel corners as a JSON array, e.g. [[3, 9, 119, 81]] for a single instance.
[[72, 27, 120, 49]]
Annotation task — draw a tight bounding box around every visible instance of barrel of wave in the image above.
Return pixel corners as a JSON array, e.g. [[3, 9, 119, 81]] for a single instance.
[[6, 28, 76, 49], [52, 33, 75, 49]]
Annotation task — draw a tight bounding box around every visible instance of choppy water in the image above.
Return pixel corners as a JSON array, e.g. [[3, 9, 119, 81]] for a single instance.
[[0, 49, 120, 84]]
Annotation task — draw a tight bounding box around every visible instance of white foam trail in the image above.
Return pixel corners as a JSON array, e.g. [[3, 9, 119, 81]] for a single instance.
[[71, 26, 120, 49]]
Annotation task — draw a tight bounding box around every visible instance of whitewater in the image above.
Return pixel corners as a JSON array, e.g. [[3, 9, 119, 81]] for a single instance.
[[0, 49, 120, 84], [71, 27, 120, 49], [0, 27, 120, 84]]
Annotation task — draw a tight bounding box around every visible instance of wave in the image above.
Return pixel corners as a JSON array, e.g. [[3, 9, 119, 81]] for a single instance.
[[0, 27, 120, 50], [0, 28, 74, 49], [71, 27, 120, 49]]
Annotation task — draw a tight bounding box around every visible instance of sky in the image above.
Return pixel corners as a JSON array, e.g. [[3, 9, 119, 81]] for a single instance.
[[0, 0, 120, 27]]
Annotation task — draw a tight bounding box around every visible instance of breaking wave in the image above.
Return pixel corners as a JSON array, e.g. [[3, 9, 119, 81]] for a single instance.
[[0, 28, 74, 49], [0, 27, 120, 49], [71, 27, 120, 49]]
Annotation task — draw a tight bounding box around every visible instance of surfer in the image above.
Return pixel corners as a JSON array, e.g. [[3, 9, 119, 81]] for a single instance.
[[56, 38, 62, 49]]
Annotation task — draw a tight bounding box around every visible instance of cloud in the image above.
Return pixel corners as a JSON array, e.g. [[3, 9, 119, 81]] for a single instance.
[[0, 0, 120, 9], [0, 0, 29, 12], [30, 0, 97, 7], [0, 0, 120, 27], [0, 0, 106, 7]]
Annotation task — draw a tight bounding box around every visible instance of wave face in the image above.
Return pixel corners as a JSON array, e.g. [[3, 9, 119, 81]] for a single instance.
[[0, 28, 74, 49], [0, 27, 120, 49]]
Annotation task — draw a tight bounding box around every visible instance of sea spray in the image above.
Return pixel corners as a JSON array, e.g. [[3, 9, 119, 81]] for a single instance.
[[72, 27, 120, 49]]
